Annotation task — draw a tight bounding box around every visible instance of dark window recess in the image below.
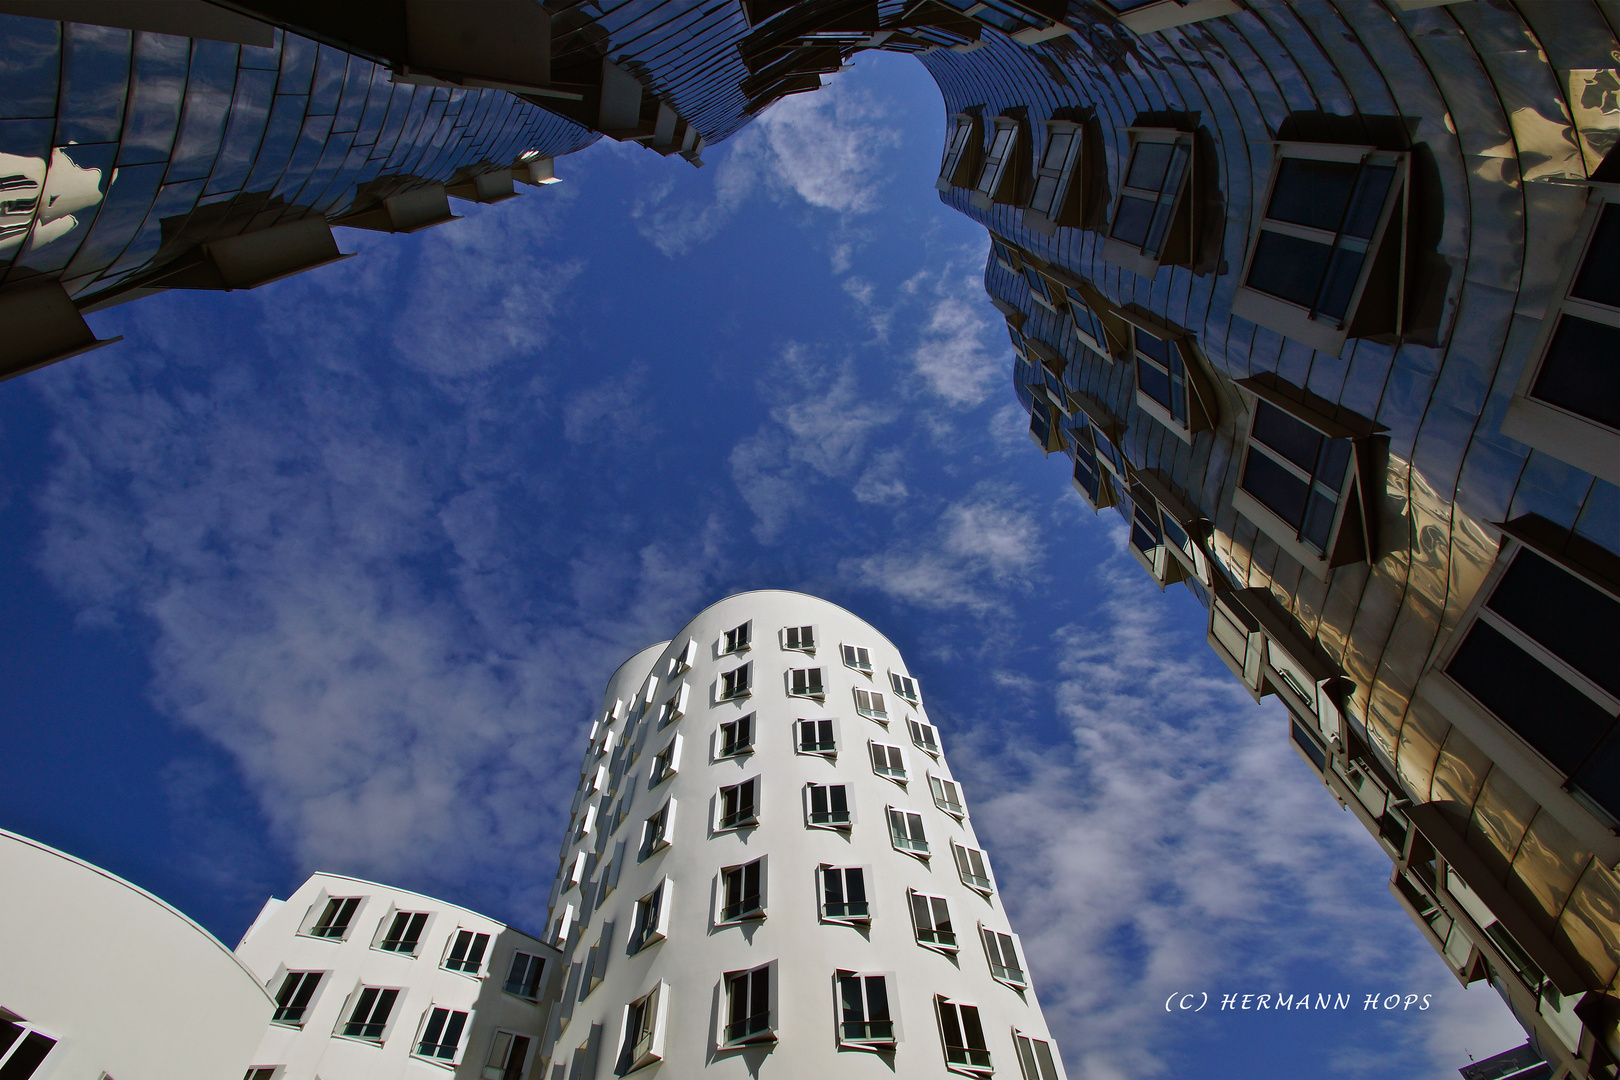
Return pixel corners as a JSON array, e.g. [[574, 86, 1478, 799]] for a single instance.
[[1486, 550, 1620, 698], [0, 1024, 55, 1080], [791, 668, 824, 695], [343, 986, 399, 1039], [1112, 141, 1189, 255], [274, 970, 322, 1023], [505, 951, 545, 998], [445, 930, 489, 973], [808, 783, 850, 825], [1135, 329, 1187, 422], [1241, 401, 1352, 552], [720, 779, 758, 827], [839, 973, 893, 1042], [799, 718, 835, 753], [722, 714, 754, 756], [823, 867, 868, 918], [381, 911, 428, 952], [1129, 498, 1161, 557], [725, 968, 771, 1043], [1571, 204, 1620, 308], [417, 1007, 467, 1060], [939, 1000, 992, 1070], [1532, 315, 1620, 430], [722, 860, 763, 920], [1291, 720, 1327, 771], [310, 896, 360, 938]]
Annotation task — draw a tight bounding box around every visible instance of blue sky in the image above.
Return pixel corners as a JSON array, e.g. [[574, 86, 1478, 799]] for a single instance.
[[0, 52, 1521, 1079]]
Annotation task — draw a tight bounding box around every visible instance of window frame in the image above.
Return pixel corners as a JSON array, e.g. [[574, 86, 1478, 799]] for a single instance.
[[504, 951, 546, 1000], [980, 925, 1028, 990], [1131, 467, 1215, 590], [717, 855, 768, 925], [719, 662, 752, 701], [413, 1005, 471, 1064], [952, 841, 994, 895], [781, 624, 817, 652], [303, 894, 364, 941], [271, 969, 325, 1026], [795, 715, 839, 758], [631, 880, 673, 952], [1501, 185, 1620, 484], [929, 774, 966, 818], [375, 909, 431, 956], [1230, 374, 1380, 580], [1013, 1031, 1063, 1080], [483, 1029, 535, 1080], [716, 777, 761, 832], [722, 620, 753, 655], [1101, 127, 1197, 277], [841, 642, 873, 673], [787, 665, 827, 700], [869, 740, 909, 783], [667, 638, 696, 677], [887, 806, 930, 858], [617, 981, 670, 1074], [339, 984, 402, 1042], [721, 962, 778, 1047], [649, 735, 683, 787], [818, 864, 871, 925], [640, 799, 676, 859], [658, 681, 690, 728], [909, 717, 941, 756], [1231, 141, 1411, 358], [717, 713, 755, 760], [442, 928, 491, 976], [971, 114, 1028, 211], [853, 686, 888, 722], [804, 781, 854, 830], [908, 889, 959, 954], [1122, 310, 1216, 443], [1023, 116, 1091, 236], [888, 672, 920, 705], [937, 112, 985, 191], [835, 970, 900, 1051], [935, 996, 994, 1078]]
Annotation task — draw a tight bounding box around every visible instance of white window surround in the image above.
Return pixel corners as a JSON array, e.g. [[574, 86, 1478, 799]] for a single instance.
[[980, 925, 1028, 989], [302, 893, 365, 940], [668, 638, 696, 676], [641, 800, 676, 858], [721, 962, 777, 1047], [720, 663, 752, 701], [505, 951, 546, 1000], [887, 807, 929, 858], [617, 980, 670, 1073], [937, 112, 984, 191], [587, 764, 606, 794], [1501, 184, 1620, 485], [717, 777, 761, 831], [908, 889, 958, 953], [485, 1030, 535, 1080], [841, 643, 873, 673], [930, 774, 965, 818], [339, 984, 402, 1042], [909, 718, 941, 756], [854, 687, 888, 721], [937, 996, 993, 1078], [836, 970, 900, 1050], [804, 782, 854, 829], [567, 851, 589, 889], [888, 672, 920, 704], [412, 1005, 470, 1064], [819, 864, 871, 924], [869, 741, 909, 783], [1101, 127, 1197, 277], [717, 713, 755, 759], [787, 666, 826, 700], [374, 908, 432, 956], [716, 855, 767, 925], [795, 716, 839, 758], [723, 621, 752, 655], [632, 881, 672, 952], [649, 735, 682, 787], [659, 681, 690, 727], [271, 969, 325, 1026], [953, 841, 994, 895], [1231, 142, 1411, 358], [1014, 1031, 1063, 1080], [575, 803, 597, 841], [971, 114, 1026, 211], [781, 624, 817, 652]]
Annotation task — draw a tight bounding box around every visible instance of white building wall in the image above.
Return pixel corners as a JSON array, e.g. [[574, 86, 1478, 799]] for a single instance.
[[235, 873, 563, 1080], [0, 829, 272, 1080], [544, 591, 1067, 1079]]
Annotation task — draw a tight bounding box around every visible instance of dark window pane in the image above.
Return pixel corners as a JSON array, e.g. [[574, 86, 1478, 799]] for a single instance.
[[1137, 357, 1172, 409], [1134, 329, 1169, 365], [1125, 141, 1171, 190], [1315, 246, 1366, 319], [1251, 401, 1322, 473], [1041, 131, 1072, 169], [1571, 204, 1620, 309], [1342, 164, 1395, 239], [1291, 720, 1327, 770], [1532, 314, 1620, 429], [1316, 437, 1353, 491], [1301, 490, 1338, 551], [1267, 158, 1359, 230], [1570, 728, 1620, 822], [1447, 621, 1617, 774], [1242, 450, 1309, 529], [1247, 230, 1332, 308], [1487, 551, 1620, 698], [1111, 194, 1155, 246], [0, 1033, 55, 1080], [1030, 173, 1059, 214]]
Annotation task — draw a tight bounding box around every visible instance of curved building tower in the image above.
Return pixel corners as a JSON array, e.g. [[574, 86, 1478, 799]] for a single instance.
[[540, 591, 1063, 1080]]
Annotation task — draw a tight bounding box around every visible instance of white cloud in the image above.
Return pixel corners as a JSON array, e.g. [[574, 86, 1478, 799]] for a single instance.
[[852, 447, 908, 504], [563, 365, 649, 444], [906, 251, 1009, 408]]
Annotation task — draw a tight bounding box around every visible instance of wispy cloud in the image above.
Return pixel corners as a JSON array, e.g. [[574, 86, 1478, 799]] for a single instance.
[[903, 244, 1009, 407]]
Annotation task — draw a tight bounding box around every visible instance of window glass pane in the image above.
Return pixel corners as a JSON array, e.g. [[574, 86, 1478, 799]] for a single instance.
[[1532, 314, 1620, 429], [1447, 620, 1616, 774], [1241, 450, 1310, 529], [1487, 551, 1620, 697], [1246, 230, 1331, 308], [1136, 357, 1172, 410], [1251, 401, 1322, 473], [1111, 194, 1155, 246], [1570, 729, 1620, 821], [1315, 247, 1365, 319], [1125, 141, 1172, 190], [1291, 719, 1327, 770], [1301, 490, 1338, 551], [1571, 204, 1620, 308], [1266, 157, 1358, 231], [1040, 130, 1073, 170], [1342, 164, 1395, 239]]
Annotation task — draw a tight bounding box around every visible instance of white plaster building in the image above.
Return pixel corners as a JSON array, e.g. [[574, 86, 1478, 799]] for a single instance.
[[235, 873, 563, 1080], [0, 828, 273, 1080], [541, 591, 1067, 1080]]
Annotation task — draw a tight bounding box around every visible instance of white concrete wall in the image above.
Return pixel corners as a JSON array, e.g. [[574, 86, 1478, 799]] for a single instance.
[[546, 591, 1068, 1079], [235, 873, 562, 1080], [0, 829, 272, 1080]]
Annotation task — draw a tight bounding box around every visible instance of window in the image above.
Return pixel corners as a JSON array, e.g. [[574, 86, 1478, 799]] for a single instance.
[[854, 687, 888, 720], [982, 928, 1027, 988], [308, 896, 360, 939], [937, 112, 983, 190], [972, 115, 1024, 210], [667, 638, 696, 677], [820, 866, 869, 922], [483, 1032, 532, 1080], [937, 998, 992, 1076], [723, 964, 775, 1045], [618, 983, 668, 1073], [1097, 0, 1238, 32], [888, 808, 929, 855], [550, 903, 576, 947], [910, 891, 957, 950], [806, 783, 852, 828], [796, 717, 837, 756], [1232, 143, 1409, 357], [575, 803, 597, 841], [641, 801, 675, 858], [930, 775, 965, 817], [721, 663, 752, 700], [1503, 190, 1620, 483], [723, 621, 752, 654], [909, 718, 940, 755], [783, 625, 815, 651], [992, 239, 1021, 273], [1028, 396, 1066, 457], [1022, 263, 1058, 312], [566, 851, 588, 890], [658, 682, 689, 727], [1231, 380, 1375, 577], [718, 778, 759, 830], [889, 673, 919, 703], [649, 736, 682, 786], [838, 972, 896, 1048], [445, 931, 489, 974], [587, 765, 606, 795], [272, 971, 322, 1024], [1025, 119, 1086, 234], [416, 1007, 468, 1061], [721, 858, 764, 922], [342, 986, 399, 1040], [953, 842, 993, 894], [0, 1020, 56, 1080], [581, 923, 614, 997], [841, 643, 872, 672], [788, 667, 825, 699], [870, 742, 908, 781], [245, 1070, 276, 1080], [1130, 321, 1212, 441], [505, 952, 546, 999], [1102, 128, 1195, 276], [1014, 1033, 1061, 1080], [632, 882, 671, 951], [1441, 540, 1620, 822], [380, 911, 428, 954], [719, 714, 754, 758]]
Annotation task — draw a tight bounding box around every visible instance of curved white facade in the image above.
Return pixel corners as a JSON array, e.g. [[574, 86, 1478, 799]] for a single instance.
[[543, 591, 1066, 1080], [0, 829, 273, 1080]]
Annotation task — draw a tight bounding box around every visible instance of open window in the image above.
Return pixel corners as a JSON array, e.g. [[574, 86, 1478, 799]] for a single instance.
[[805, 782, 853, 829], [796, 716, 838, 757], [718, 778, 760, 831], [937, 997, 993, 1078], [980, 927, 1027, 989], [788, 666, 826, 700], [909, 890, 957, 952], [617, 982, 669, 1073], [484, 1031, 534, 1080], [841, 643, 873, 672], [1014, 1032, 1063, 1080], [1501, 187, 1620, 484], [1131, 468, 1215, 594], [837, 971, 897, 1051], [820, 865, 870, 924], [1101, 127, 1196, 276], [1024, 115, 1099, 235], [1232, 143, 1410, 357], [1231, 373, 1380, 579], [722, 963, 776, 1046], [938, 112, 985, 191], [1430, 516, 1620, 826], [1059, 281, 1120, 361], [1028, 395, 1068, 458], [971, 113, 1029, 211], [1123, 310, 1216, 442]]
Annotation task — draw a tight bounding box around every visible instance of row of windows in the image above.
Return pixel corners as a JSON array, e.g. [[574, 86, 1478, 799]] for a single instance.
[[708, 661, 920, 706], [257, 975, 534, 1072], [293, 897, 546, 991], [590, 972, 1061, 1079]]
